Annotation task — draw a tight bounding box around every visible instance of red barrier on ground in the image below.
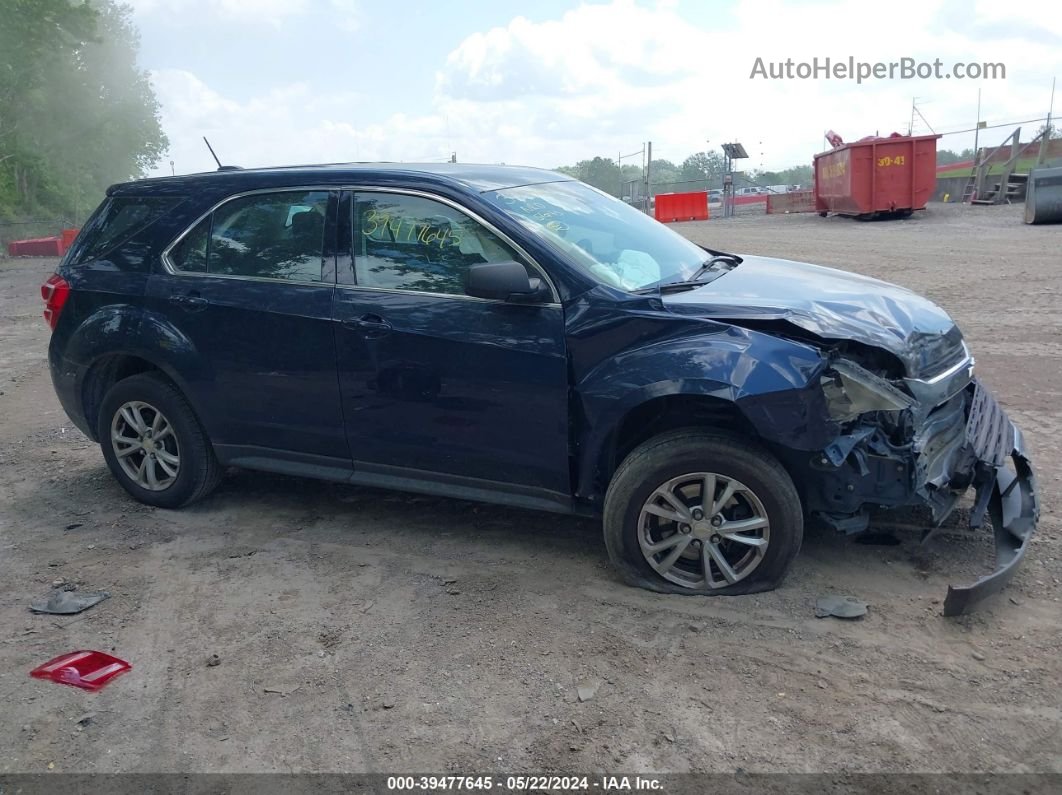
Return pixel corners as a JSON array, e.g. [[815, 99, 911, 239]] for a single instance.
[[61, 228, 79, 251], [7, 237, 65, 257], [732, 194, 768, 206], [654, 191, 709, 223]]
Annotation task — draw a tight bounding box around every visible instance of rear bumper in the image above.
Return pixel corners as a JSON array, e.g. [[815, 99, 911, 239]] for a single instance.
[[942, 421, 1039, 616], [48, 343, 94, 439]]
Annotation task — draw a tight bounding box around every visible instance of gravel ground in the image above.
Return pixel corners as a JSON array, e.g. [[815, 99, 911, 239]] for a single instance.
[[0, 202, 1059, 775]]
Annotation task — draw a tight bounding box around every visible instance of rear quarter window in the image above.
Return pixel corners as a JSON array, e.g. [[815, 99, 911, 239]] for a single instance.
[[68, 196, 180, 265]]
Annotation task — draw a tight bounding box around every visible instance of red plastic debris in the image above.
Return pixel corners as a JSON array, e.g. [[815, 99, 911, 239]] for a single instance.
[[30, 650, 131, 691]]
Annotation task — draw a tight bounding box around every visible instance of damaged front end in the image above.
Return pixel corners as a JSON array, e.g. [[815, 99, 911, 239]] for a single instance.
[[785, 350, 1038, 615], [656, 254, 1038, 613]]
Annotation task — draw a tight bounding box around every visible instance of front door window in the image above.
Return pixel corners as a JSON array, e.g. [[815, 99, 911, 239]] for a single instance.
[[349, 193, 530, 294]]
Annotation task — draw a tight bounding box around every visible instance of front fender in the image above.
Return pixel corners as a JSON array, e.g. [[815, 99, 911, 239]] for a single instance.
[[572, 312, 831, 503]]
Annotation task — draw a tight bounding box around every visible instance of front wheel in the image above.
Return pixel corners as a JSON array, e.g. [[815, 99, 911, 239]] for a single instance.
[[603, 430, 803, 595], [98, 372, 222, 509]]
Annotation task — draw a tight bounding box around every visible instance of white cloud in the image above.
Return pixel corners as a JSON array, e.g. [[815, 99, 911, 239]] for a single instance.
[[147, 0, 1062, 176], [438, 2, 701, 101], [151, 70, 453, 174], [329, 0, 361, 32]]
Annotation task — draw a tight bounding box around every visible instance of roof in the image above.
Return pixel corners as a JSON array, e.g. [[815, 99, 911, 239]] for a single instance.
[[108, 162, 573, 197]]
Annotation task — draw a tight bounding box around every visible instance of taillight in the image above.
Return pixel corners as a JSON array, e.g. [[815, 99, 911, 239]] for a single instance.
[[41, 274, 70, 330]]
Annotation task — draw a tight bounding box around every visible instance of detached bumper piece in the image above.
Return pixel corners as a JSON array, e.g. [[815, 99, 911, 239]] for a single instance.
[[942, 382, 1039, 616]]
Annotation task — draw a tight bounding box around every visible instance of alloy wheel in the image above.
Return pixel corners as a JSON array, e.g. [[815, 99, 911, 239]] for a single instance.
[[110, 400, 181, 491], [637, 472, 770, 589]]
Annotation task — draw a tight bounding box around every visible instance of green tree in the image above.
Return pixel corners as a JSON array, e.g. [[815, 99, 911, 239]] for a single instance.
[[0, 0, 167, 224], [556, 152, 822, 196], [679, 152, 725, 186], [753, 164, 813, 188], [647, 158, 681, 193], [581, 156, 623, 195], [936, 149, 975, 166], [1034, 123, 1059, 140], [555, 156, 624, 196]]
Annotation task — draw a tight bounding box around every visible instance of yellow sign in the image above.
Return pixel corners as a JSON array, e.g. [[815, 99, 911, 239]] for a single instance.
[[821, 159, 847, 180]]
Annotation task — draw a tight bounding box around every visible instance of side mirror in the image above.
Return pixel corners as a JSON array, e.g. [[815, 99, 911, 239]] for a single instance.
[[466, 261, 547, 303]]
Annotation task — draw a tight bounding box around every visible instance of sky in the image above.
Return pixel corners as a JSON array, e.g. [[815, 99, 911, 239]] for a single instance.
[[125, 0, 1062, 176]]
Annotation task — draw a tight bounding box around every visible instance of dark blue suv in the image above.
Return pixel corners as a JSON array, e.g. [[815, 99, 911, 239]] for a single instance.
[[44, 164, 1038, 613]]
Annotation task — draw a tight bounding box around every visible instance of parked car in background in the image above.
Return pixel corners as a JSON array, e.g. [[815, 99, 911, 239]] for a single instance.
[[43, 163, 1037, 613]]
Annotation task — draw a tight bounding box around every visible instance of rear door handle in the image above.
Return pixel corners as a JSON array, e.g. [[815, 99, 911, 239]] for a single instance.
[[342, 314, 392, 338]]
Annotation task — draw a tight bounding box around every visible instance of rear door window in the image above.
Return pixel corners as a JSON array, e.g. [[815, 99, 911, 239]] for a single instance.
[[168, 218, 208, 273], [168, 190, 331, 282]]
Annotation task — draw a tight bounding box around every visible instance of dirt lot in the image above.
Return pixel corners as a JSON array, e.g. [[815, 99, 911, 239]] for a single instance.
[[1, 203, 1060, 775]]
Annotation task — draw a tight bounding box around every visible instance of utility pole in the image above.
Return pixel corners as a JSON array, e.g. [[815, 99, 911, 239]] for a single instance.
[[1051, 76, 1057, 129], [1039, 78, 1056, 166], [645, 141, 652, 214], [723, 149, 731, 217], [618, 145, 647, 202], [704, 139, 711, 191], [972, 88, 982, 165], [911, 100, 935, 135]]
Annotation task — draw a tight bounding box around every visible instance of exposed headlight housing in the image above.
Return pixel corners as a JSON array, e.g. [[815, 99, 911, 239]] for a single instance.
[[822, 359, 916, 422]]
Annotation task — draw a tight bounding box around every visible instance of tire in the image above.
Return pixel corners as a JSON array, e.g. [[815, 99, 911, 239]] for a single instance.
[[97, 372, 222, 509], [603, 429, 803, 596]]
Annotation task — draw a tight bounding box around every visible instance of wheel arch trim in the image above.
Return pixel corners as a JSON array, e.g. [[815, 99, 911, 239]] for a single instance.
[[575, 380, 747, 506]]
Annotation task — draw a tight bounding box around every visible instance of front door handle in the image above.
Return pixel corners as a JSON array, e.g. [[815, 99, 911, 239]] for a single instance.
[[343, 314, 392, 338], [168, 292, 208, 311]]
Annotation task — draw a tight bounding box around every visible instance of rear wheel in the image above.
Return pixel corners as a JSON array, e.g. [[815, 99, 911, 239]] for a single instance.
[[603, 430, 803, 595], [98, 373, 222, 508]]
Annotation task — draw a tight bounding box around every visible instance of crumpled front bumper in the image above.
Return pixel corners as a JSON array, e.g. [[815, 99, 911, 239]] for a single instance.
[[941, 425, 1039, 615], [939, 382, 1040, 616]]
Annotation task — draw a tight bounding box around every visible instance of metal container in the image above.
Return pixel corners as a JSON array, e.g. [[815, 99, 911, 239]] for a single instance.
[[1024, 166, 1062, 224], [814, 134, 941, 218]]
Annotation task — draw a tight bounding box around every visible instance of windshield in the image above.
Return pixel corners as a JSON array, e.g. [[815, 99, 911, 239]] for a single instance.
[[484, 181, 711, 291]]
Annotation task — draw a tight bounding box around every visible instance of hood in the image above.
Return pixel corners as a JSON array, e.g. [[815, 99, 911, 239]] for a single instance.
[[663, 254, 966, 378]]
